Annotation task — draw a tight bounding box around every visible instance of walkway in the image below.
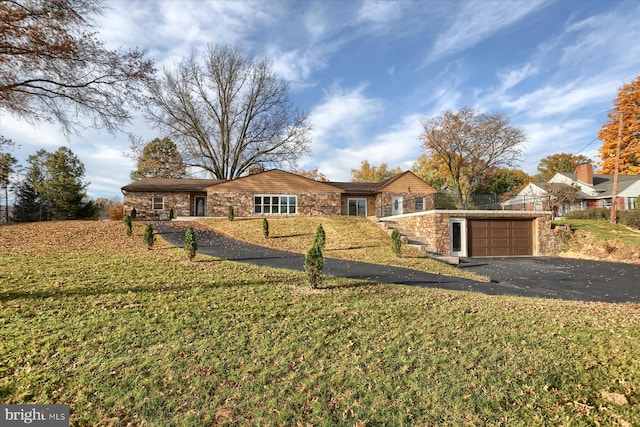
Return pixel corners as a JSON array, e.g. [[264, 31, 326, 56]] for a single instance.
[[154, 222, 640, 303]]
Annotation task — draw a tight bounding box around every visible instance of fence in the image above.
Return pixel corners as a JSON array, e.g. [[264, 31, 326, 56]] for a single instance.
[[378, 193, 558, 217]]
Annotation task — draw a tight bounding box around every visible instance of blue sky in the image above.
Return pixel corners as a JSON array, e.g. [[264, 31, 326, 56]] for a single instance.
[[2, 0, 639, 199]]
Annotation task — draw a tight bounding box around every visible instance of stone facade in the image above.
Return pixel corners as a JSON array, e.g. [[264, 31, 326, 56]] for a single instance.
[[124, 191, 206, 219], [207, 191, 342, 217]]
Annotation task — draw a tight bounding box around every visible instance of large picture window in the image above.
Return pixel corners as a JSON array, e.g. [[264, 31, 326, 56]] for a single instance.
[[152, 196, 164, 210], [254, 195, 297, 215]]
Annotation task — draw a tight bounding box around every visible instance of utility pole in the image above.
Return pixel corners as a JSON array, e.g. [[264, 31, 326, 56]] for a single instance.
[[610, 112, 623, 224]]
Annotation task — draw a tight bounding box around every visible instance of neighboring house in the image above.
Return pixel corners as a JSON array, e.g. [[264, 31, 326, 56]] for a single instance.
[[503, 163, 640, 216], [121, 169, 437, 219]]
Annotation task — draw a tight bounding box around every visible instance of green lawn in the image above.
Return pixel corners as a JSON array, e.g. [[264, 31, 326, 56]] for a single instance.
[[1, 221, 639, 426]]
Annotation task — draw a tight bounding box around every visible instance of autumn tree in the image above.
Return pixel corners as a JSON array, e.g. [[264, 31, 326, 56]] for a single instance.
[[290, 168, 327, 182], [129, 137, 186, 180], [0, 0, 154, 135], [476, 167, 532, 195], [351, 160, 403, 182], [543, 183, 579, 217], [419, 107, 526, 207], [145, 45, 311, 180], [411, 154, 452, 192], [536, 152, 593, 181], [598, 76, 640, 175]]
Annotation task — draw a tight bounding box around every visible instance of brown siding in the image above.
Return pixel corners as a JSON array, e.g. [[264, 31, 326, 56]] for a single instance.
[[381, 172, 436, 194], [208, 169, 344, 194]]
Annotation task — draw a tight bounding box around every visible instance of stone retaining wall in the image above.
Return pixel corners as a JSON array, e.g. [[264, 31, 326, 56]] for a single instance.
[[390, 210, 554, 257]]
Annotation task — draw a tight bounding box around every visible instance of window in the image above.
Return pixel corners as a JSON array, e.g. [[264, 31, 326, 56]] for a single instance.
[[348, 199, 367, 217], [254, 195, 297, 215], [152, 196, 164, 210], [415, 197, 424, 211]]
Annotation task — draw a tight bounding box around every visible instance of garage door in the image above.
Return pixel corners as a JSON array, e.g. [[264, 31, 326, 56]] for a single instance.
[[469, 219, 533, 257]]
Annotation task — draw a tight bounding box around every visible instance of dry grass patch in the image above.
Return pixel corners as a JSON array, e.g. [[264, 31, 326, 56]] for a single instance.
[[553, 219, 640, 264]]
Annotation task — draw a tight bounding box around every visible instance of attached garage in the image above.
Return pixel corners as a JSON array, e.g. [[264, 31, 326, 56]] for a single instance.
[[469, 219, 533, 257]]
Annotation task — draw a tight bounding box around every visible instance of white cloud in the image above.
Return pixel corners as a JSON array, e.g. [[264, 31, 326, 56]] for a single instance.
[[0, 117, 66, 151], [308, 112, 422, 181], [519, 118, 597, 173], [356, 0, 404, 24], [426, 1, 547, 64], [100, 1, 278, 68], [309, 84, 383, 147], [268, 47, 328, 86], [502, 79, 616, 118], [496, 63, 538, 94]]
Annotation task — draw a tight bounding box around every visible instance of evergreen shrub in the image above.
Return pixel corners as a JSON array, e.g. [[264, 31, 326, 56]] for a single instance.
[[184, 225, 197, 260], [143, 224, 155, 249], [124, 215, 132, 236], [391, 228, 402, 257]]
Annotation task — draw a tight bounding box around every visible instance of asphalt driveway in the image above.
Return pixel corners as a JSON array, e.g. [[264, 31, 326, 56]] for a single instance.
[[155, 222, 640, 303], [459, 257, 640, 304]]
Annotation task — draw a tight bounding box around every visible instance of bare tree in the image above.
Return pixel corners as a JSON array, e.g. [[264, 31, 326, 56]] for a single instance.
[[145, 45, 311, 180], [0, 0, 155, 135], [419, 107, 526, 207], [543, 182, 579, 218]]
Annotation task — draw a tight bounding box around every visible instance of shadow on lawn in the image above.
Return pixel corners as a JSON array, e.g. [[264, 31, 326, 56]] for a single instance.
[[270, 233, 313, 239], [0, 276, 303, 302]]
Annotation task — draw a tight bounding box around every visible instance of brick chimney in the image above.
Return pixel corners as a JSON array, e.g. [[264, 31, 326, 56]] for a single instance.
[[576, 163, 593, 185]]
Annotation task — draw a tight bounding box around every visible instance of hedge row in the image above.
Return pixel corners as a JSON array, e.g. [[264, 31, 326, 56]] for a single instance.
[[563, 208, 640, 230]]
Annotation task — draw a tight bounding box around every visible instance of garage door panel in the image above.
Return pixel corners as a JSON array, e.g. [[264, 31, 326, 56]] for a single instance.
[[490, 230, 509, 238], [470, 219, 533, 257]]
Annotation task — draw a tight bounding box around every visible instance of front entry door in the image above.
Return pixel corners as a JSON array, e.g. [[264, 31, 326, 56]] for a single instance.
[[450, 218, 467, 257], [194, 196, 206, 217], [391, 196, 403, 216]]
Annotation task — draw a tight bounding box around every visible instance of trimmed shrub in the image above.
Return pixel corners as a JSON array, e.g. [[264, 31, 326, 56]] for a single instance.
[[184, 225, 197, 260], [619, 209, 640, 230], [143, 224, 155, 249], [169, 207, 175, 221], [391, 228, 402, 257], [262, 217, 269, 238], [124, 215, 132, 236], [227, 206, 234, 221], [564, 208, 610, 220], [304, 242, 324, 289], [131, 207, 137, 219], [315, 224, 326, 249]]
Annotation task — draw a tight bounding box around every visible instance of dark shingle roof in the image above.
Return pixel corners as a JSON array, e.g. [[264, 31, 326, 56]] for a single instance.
[[121, 178, 224, 192], [328, 181, 380, 193]]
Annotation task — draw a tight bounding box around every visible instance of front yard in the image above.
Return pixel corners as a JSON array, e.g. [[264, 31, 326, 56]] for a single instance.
[[1, 221, 639, 425]]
